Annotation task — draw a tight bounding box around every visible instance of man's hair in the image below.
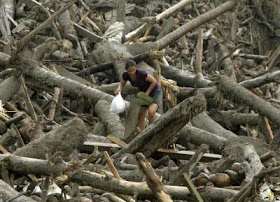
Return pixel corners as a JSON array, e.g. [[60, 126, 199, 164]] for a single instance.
[[125, 60, 136, 69]]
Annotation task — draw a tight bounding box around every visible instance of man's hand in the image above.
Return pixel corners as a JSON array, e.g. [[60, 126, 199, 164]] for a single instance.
[[114, 88, 120, 96]]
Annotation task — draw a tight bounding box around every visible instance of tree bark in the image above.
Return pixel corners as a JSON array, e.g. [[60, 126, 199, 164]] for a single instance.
[[209, 109, 259, 130], [216, 75, 280, 128], [242, 143, 264, 183], [0, 154, 67, 176], [112, 93, 207, 159], [155, 0, 238, 50], [124, 0, 193, 42], [160, 63, 213, 87], [95, 100, 125, 139], [56, 5, 84, 59], [136, 153, 173, 202], [0, 75, 20, 102], [199, 186, 237, 202], [123, 101, 141, 140], [216, 43, 237, 81], [177, 124, 227, 153], [15, 1, 75, 52], [191, 112, 237, 139], [68, 170, 190, 200], [26, 65, 116, 105], [0, 180, 36, 202], [13, 117, 88, 159]]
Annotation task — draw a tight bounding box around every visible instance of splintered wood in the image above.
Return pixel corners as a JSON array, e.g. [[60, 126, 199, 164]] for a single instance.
[[0, 0, 280, 201]]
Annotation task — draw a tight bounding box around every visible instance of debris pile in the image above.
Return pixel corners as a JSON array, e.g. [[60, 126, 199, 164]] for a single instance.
[[0, 0, 280, 201]]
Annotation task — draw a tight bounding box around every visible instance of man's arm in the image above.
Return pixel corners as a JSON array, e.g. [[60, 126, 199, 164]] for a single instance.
[[114, 78, 127, 95], [145, 74, 157, 95]]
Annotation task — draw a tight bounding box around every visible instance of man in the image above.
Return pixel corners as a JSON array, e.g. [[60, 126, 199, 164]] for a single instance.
[[114, 60, 163, 131]]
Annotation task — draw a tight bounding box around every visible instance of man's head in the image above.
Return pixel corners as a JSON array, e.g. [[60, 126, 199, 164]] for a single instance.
[[125, 60, 136, 69], [125, 60, 137, 77]]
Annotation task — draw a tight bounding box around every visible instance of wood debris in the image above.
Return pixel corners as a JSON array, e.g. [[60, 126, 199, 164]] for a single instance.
[[0, 0, 280, 201]]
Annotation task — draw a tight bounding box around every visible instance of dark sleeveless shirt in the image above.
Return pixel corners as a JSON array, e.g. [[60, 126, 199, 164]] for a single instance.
[[122, 69, 159, 94]]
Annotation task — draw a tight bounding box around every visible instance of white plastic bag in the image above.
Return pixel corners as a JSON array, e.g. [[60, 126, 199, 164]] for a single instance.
[[110, 93, 126, 113]]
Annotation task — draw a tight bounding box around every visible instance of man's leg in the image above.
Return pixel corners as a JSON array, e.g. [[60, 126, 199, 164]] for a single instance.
[[137, 106, 148, 131], [148, 103, 158, 124]]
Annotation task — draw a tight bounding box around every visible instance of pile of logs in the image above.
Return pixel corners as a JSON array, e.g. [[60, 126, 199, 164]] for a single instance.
[[0, 0, 280, 201]]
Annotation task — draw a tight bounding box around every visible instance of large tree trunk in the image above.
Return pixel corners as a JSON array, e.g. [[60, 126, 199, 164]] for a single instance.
[[0, 75, 20, 101], [15, 2, 75, 52], [127, 1, 238, 55], [209, 109, 259, 130], [68, 170, 191, 200], [155, 0, 238, 50], [26, 64, 115, 105], [250, 0, 280, 54], [1, 0, 14, 56], [216, 75, 280, 128], [191, 112, 237, 139], [112, 93, 207, 159], [160, 63, 213, 87], [0, 180, 36, 202], [177, 124, 227, 153], [68, 170, 237, 201], [0, 154, 67, 176], [13, 117, 88, 159], [95, 100, 125, 139], [56, 4, 84, 60]]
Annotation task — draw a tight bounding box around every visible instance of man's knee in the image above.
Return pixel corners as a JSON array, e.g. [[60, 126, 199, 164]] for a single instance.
[[148, 110, 156, 117]]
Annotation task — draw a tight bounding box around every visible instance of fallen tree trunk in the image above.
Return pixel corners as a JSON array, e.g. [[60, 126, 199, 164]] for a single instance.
[[199, 186, 238, 202], [26, 64, 115, 105], [215, 43, 237, 81], [155, 0, 238, 50], [0, 179, 36, 202], [68, 170, 237, 201], [13, 117, 88, 159], [127, 1, 238, 55], [216, 75, 280, 128], [136, 153, 173, 202], [209, 109, 259, 130], [160, 63, 213, 87], [242, 143, 264, 183], [239, 70, 280, 89], [95, 100, 125, 139], [0, 154, 67, 176], [124, 0, 193, 41], [112, 93, 207, 159], [178, 70, 280, 100], [177, 124, 227, 153], [15, 1, 75, 52], [68, 170, 190, 200], [0, 75, 20, 101], [191, 112, 237, 139], [56, 4, 84, 59]]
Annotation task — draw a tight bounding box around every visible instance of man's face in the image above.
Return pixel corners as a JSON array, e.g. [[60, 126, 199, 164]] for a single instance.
[[126, 66, 136, 77]]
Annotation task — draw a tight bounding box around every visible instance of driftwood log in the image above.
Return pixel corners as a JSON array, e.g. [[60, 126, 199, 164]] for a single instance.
[[112, 92, 206, 159], [95, 100, 125, 139], [13, 117, 88, 159], [0, 0, 279, 201], [0, 180, 36, 202]]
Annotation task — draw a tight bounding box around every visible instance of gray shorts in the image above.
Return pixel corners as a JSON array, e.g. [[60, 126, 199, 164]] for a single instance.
[[150, 88, 163, 106]]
